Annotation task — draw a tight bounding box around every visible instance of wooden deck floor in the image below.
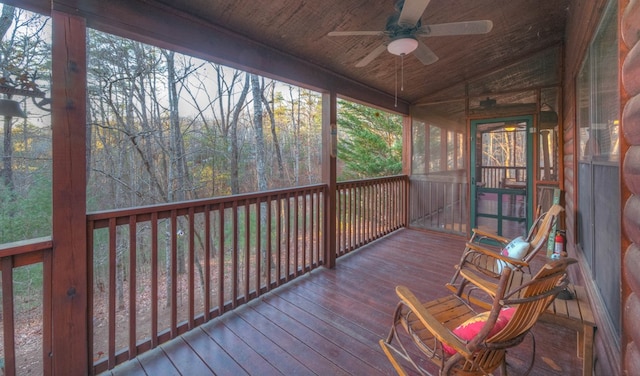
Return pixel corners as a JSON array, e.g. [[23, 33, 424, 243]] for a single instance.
[[103, 229, 582, 375]]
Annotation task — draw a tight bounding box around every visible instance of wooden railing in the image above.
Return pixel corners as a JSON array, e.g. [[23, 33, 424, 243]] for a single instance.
[[0, 237, 53, 376], [336, 175, 408, 256], [0, 176, 412, 375], [480, 166, 526, 188], [87, 185, 326, 373]]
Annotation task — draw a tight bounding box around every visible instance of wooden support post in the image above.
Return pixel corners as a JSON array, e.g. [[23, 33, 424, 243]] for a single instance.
[[322, 91, 337, 268], [51, 10, 88, 375]]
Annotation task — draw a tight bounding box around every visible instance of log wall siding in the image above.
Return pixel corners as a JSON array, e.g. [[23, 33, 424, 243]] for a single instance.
[[622, 1, 640, 374]]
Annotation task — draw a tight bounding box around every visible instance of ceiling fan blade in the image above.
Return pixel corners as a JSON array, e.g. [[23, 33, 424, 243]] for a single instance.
[[417, 20, 493, 37], [398, 0, 432, 27], [327, 31, 386, 37], [355, 44, 387, 67], [413, 41, 438, 65]]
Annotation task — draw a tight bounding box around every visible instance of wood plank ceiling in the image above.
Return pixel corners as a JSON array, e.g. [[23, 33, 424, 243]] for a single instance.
[[155, 0, 569, 105]]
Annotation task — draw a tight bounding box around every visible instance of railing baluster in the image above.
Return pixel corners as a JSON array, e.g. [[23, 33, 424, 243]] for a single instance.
[[204, 205, 211, 321], [108, 217, 116, 369], [343, 185, 348, 252], [358, 184, 363, 247], [128, 215, 137, 358], [368, 182, 372, 241], [244, 200, 250, 301], [255, 198, 262, 296], [170, 210, 178, 339], [151, 212, 158, 348], [375, 182, 380, 238], [311, 190, 321, 266], [301, 191, 307, 273], [108, 218, 117, 369], [372, 181, 376, 238], [336, 188, 341, 255], [232, 201, 238, 308], [294, 192, 300, 276], [266, 196, 272, 290], [276, 195, 282, 286], [351, 184, 356, 250], [390, 180, 394, 231], [188, 207, 195, 330], [381, 181, 385, 235], [368, 183, 373, 241], [217, 205, 225, 313], [375, 182, 379, 236], [310, 190, 316, 264], [43, 248, 53, 375], [285, 193, 291, 280]]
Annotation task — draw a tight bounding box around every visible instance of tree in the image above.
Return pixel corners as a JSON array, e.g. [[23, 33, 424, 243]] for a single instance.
[[337, 100, 402, 180], [250, 74, 267, 192], [261, 80, 285, 183], [0, 6, 50, 193]]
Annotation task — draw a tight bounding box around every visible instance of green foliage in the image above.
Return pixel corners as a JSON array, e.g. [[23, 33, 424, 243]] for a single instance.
[[0, 174, 51, 243], [337, 101, 403, 180]]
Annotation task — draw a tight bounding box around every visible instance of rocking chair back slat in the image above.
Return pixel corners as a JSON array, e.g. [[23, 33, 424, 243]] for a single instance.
[[524, 204, 564, 263]]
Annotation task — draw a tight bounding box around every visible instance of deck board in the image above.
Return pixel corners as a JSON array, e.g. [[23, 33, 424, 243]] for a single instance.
[[107, 228, 582, 376], [181, 328, 248, 376]]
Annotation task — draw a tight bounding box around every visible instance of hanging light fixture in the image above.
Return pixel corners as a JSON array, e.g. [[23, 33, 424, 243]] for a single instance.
[[0, 99, 26, 118], [387, 37, 418, 56], [388, 37, 418, 107]]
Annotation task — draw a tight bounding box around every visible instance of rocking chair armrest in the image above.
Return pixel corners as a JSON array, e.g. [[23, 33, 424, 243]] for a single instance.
[[470, 228, 511, 244], [458, 268, 499, 298], [464, 243, 529, 268], [395, 285, 472, 358]]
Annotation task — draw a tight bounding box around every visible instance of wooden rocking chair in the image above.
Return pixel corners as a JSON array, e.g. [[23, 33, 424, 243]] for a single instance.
[[447, 204, 563, 297], [379, 258, 576, 376]]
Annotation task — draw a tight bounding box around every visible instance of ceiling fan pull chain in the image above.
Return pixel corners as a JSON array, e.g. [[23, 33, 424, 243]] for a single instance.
[[401, 54, 405, 91]]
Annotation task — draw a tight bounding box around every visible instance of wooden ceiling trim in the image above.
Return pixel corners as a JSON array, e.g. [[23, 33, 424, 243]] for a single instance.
[[1, 0, 48, 14], [414, 85, 562, 108], [414, 44, 564, 105], [49, 0, 409, 114]]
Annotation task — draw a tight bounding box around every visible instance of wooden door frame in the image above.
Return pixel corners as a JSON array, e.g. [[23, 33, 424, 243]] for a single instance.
[[469, 115, 534, 235]]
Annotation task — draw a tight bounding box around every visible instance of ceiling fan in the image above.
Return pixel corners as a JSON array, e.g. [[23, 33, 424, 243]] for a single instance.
[[327, 0, 493, 67]]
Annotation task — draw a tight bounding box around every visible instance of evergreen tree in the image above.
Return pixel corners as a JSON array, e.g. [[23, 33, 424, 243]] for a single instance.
[[337, 100, 402, 180]]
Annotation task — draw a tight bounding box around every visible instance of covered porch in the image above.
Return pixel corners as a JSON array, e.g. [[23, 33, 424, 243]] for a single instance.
[[1, 0, 638, 375]]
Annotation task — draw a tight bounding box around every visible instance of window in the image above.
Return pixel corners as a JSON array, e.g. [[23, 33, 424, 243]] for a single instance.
[[578, 3, 619, 162], [576, 0, 620, 334], [422, 124, 464, 174], [409, 101, 468, 235]]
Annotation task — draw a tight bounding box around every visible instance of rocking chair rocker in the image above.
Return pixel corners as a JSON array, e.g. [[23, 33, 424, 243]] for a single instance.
[[379, 258, 576, 376]]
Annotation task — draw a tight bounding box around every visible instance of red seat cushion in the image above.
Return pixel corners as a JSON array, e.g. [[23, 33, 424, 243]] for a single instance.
[[442, 307, 515, 356]]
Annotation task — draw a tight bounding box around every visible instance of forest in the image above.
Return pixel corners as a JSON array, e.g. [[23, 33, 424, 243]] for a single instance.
[[0, 5, 404, 244]]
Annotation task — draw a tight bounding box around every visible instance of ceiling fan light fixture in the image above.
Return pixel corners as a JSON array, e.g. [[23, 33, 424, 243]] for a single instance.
[[387, 37, 418, 55]]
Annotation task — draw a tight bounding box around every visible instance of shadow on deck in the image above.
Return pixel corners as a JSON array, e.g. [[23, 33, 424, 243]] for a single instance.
[[104, 229, 582, 375]]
